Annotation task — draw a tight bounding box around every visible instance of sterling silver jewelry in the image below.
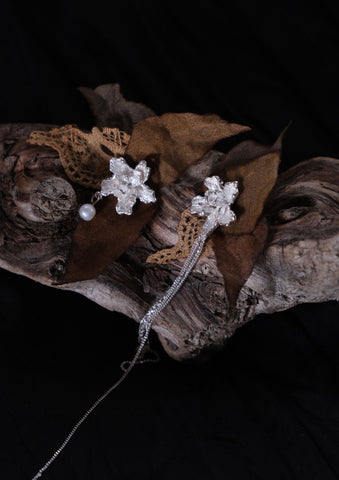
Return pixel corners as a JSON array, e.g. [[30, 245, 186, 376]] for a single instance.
[[31, 175, 238, 480], [79, 157, 157, 220], [138, 176, 238, 343]]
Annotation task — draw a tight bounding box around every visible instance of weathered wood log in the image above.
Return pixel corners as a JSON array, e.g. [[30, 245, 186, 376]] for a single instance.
[[0, 123, 338, 360]]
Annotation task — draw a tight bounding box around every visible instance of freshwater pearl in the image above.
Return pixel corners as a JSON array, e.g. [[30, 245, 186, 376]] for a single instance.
[[79, 203, 96, 221]]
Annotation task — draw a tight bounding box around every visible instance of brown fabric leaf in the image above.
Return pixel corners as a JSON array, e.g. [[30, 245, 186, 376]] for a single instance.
[[60, 156, 160, 284], [215, 133, 283, 234], [208, 132, 284, 307], [126, 113, 251, 185], [212, 218, 268, 310], [28, 125, 130, 189], [146, 209, 213, 264], [79, 83, 156, 134], [61, 197, 158, 283]]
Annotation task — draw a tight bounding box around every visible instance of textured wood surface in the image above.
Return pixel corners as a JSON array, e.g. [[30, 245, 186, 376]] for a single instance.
[[0, 123, 338, 360]]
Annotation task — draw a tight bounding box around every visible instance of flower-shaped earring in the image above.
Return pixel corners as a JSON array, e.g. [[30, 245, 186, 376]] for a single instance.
[[191, 176, 238, 230], [138, 175, 238, 343], [79, 157, 157, 221]]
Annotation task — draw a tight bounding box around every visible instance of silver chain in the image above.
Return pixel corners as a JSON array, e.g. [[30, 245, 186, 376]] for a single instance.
[[31, 338, 147, 480], [30, 226, 214, 480], [138, 225, 213, 343]]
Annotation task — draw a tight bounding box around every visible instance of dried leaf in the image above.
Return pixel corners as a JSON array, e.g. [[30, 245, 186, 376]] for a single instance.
[[59, 155, 160, 284], [126, 113, 251, 185], [61, 196, 158, 283], [146, 209, 213, 264], [210, 131, 284, 307], [79, 83, 156, 134], [28, 125, 130, 189], [212, 218, 268, 310], [215, 132, 283, 234]]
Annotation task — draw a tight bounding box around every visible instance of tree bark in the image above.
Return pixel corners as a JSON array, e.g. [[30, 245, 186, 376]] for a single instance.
[[0, 123, 338, 360]]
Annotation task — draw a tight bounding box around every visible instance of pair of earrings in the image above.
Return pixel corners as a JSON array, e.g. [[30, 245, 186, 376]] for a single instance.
[[78, 155, 238, 227], [31, 156, 239, 480], [77, 155, 239, 342]]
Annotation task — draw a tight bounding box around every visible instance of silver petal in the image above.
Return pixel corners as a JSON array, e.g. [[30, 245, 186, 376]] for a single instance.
[[135, 160, 151, 182], [138, 185, 157, 204], [109, 157, 130, 175], [222, 181, 239, 204], [217, 205, 236, 226], [100, 178, 116, 197], [116, 195, 136, 215], [204, 175, 222, 192], [190, 195, 208, 216]]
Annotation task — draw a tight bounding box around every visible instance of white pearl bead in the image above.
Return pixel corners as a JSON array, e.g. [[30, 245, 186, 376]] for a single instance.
[[79, 203, 96, 221]]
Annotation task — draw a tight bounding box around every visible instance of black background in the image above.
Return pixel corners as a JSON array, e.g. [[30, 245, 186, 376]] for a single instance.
[[1, 1, 339, 479]]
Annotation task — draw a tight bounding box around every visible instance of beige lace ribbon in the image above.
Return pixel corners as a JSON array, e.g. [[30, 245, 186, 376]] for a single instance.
[[147, 208, 213, 264], [28, 125, 130, 189]]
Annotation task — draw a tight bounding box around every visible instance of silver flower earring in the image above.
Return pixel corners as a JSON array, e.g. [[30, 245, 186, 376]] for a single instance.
[[78, 156, 157, 221], [138, 175, 238, 343]]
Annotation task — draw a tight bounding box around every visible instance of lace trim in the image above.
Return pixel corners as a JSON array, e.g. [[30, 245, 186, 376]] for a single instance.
[[147, 208, 213, 264], [28, 125, 130, 189]]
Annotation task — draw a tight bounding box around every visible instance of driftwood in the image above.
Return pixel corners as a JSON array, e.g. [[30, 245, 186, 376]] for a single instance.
[[0, 123, 338, 361]]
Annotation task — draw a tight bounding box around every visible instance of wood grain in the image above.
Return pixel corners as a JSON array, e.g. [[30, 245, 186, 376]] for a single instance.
[[0, 123, 338, 360]]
